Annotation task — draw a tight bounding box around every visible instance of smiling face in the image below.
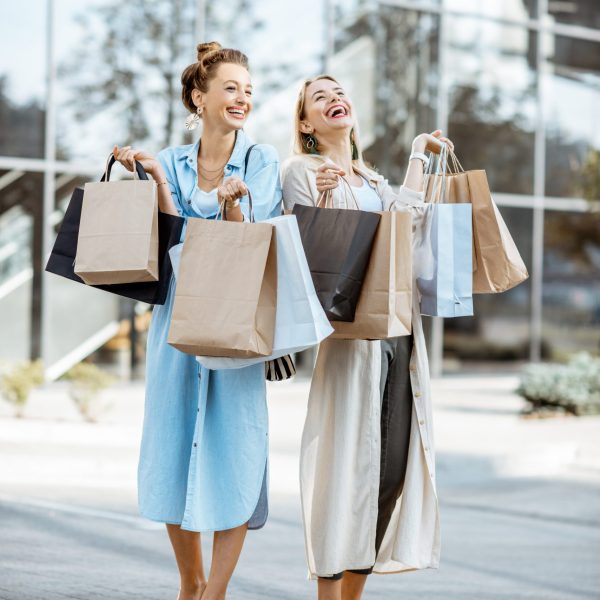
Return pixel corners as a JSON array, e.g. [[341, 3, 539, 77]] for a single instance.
[[193, 62, 253, 131], [300, 78, 354, 137]]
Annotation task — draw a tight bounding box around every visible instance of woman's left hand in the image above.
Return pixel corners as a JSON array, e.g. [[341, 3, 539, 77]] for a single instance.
[[412, 130, 454, 154]]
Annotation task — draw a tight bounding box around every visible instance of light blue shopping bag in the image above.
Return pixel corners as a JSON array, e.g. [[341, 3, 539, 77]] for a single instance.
[[417, 202, 474, 318]]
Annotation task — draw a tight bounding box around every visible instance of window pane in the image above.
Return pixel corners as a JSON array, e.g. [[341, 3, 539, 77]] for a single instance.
[[446, 0, 537, 21], [0, 171, 39, 361], [0, 3, 46, 158], [446, 17, 537, 194], [542, 210, 600, 359], [544, 35, 600, 200], [444, 206, 533, 362], [547, 1, 600, 30], [363, 7, 441, 184]]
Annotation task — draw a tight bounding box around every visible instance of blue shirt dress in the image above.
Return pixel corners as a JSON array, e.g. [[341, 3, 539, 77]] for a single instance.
[[138, 130, 282, 532]]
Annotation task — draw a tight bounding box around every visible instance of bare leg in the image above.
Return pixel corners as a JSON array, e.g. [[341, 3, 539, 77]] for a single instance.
[[341, 572, 368, 600], [202, 522, 248, 600], [318, 577, 342, 600], [166, 524, 207, 600]]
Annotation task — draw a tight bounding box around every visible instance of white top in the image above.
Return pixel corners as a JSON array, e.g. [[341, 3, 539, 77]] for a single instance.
[[350, 176, 383, 211], [190, 187, 219, 218]]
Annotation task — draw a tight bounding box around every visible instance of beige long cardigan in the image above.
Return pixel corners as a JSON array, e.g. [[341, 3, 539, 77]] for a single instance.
[[281, 154, 440, 579]]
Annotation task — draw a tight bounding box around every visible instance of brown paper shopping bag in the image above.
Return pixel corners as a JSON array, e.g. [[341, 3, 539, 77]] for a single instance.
[[74, 157, 159, 285], [331, 211, 412, 339], [425, 151, 528, 294], [168, 212, 277, 358]]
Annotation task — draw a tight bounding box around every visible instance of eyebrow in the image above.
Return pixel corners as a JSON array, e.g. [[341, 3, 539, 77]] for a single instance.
[[311, 87, 343, 98], [223, 79, 253, 89]]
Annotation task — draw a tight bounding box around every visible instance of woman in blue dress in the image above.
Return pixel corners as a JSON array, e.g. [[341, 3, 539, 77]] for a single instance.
[[113, 42, 282, 600]]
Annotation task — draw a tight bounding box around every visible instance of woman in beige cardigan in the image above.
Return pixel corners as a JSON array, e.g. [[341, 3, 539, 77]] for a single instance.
[[281, 75, 454, 600]]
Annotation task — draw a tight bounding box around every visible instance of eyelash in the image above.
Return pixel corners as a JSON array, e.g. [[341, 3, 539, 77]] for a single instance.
[[316, 92, 345, 101], [227, 87, 252, 96]]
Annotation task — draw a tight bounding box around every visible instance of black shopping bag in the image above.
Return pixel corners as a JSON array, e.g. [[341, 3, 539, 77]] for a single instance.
[[46, 186, 184, 305], [292, 203, 380, 322]]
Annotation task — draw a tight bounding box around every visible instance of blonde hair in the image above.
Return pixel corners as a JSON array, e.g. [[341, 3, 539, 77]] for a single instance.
[[292, 74, 364, 166], [181, 41, 249, 114]]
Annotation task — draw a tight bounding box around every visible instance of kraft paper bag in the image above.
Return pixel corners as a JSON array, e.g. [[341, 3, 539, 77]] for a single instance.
[[193, 214, 333, 369], [331, 210, 413, 339], [74, 157, 159, 285], [46, 185, 184, 304], [425, 151, 528, 293], [167, 216, 277, 358]]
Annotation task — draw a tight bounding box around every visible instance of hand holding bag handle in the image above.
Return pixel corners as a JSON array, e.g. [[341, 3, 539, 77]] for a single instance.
[[101, 154, 149, 182]]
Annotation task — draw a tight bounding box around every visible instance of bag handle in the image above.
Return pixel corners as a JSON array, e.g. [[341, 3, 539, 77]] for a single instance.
[[424, 143, 449, 204], [315, 172, 361, 210], [101, 154, 149, 182]]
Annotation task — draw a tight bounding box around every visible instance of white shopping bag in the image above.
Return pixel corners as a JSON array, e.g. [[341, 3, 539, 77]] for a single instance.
[[171, 215, 333, 370]]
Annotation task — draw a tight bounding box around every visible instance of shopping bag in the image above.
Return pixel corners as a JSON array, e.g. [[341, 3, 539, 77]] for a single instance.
[[417, 203, 473, 317], [45, 185, 183, 305], [425, 150, 528, 293], [292, 188, 381, 322], [167, 193, 277, 358], [190, 214, 333, 369], [331, 210, 413, 339], [74, 156, 159, 285], [418, 145, 474, 317]]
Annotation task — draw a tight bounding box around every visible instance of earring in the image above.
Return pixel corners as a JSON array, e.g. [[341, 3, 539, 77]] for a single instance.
[[185, 106, 203, 131], [305, 134, 318, 153], [350, 129, 359, 160]]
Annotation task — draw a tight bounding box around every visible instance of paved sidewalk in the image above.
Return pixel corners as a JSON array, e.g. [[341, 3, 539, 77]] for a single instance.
[[0, 375, 599, 599]]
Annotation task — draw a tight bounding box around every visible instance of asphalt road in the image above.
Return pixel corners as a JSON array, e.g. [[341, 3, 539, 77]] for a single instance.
[[1, 475, 599, 600]]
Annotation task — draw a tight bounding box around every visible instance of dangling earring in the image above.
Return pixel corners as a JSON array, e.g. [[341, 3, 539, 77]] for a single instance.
[[305, 133, 319, 154], [350, 129, 359, 160], [185, 106, 203, 131]]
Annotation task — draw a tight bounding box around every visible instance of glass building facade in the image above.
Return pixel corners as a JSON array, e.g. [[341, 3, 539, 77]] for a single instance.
[[0, 0, 598, 377]]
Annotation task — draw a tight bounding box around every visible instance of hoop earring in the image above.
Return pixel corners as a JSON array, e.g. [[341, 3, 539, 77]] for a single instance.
[[185, 106, 203, 131], [305, 134, 319, 154]]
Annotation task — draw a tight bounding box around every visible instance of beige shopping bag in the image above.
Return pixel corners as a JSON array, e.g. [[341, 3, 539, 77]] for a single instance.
[[168, 214, 277, 358], [331, 211, 412, 339], [425, 152, 529, 293], [74, 157, 159, 285]]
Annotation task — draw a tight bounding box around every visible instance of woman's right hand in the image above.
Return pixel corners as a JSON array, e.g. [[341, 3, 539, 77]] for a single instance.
[[316, 161, 345, 194], [113, 145, 162, 178]]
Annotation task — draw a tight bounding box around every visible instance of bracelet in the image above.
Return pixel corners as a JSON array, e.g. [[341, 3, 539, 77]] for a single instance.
[[156, 180, 168, 187], [409, 152, 429, 169], [225, 198, 240, 209]]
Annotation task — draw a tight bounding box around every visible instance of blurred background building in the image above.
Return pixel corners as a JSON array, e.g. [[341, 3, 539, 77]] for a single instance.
[[0, 0, 598, 379]]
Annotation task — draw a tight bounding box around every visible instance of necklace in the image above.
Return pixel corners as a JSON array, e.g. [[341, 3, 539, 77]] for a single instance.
[[198, 170, 224, 185], [198, 160, 228, 174]]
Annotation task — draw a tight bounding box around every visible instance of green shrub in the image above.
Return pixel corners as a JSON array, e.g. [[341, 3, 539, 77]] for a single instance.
[[517, 352, 600, 416], [0, 360, 45, 418], [62, 362, 115, 422]]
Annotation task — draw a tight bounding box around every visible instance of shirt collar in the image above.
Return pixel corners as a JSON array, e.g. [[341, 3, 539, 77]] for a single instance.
[[180, 129, 247, 172]]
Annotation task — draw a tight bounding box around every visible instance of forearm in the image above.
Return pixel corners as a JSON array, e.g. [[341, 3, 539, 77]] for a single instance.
[[151, 165, 179, 216], [402, 157, 426, 193]]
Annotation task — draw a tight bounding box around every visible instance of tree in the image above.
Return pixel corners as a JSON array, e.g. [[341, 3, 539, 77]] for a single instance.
[[59, 0, 264, 153]]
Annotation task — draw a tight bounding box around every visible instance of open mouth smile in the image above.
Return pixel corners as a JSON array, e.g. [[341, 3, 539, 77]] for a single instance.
[[226, 107, 246, 119], [326, 104, 349, 119]]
